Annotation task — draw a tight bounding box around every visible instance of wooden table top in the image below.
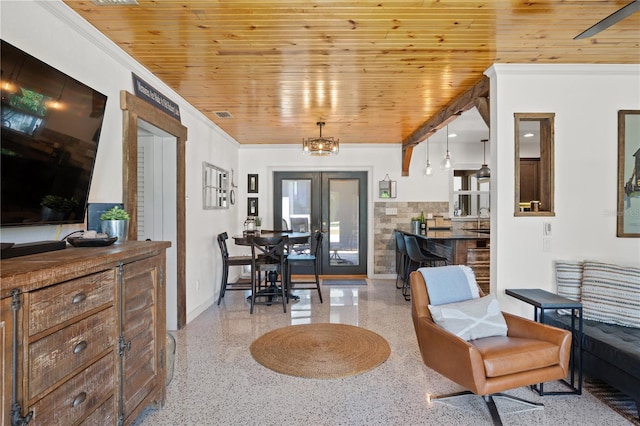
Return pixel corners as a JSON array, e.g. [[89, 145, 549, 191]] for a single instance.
[[232, 231, 310, 246]]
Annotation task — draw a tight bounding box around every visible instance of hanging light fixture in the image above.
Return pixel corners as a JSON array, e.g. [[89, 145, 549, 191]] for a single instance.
[[440, 125, 452, 169], [424, 138, 433, 176], [302, 122, 339, 156], [476, 139, 491, 181]]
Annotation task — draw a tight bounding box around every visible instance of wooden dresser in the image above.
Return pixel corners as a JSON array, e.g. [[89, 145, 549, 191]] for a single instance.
[[0, 241, 169, 426]]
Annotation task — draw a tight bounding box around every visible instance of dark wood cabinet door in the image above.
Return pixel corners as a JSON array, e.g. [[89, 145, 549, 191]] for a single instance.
[[520, 158, 540, 203]]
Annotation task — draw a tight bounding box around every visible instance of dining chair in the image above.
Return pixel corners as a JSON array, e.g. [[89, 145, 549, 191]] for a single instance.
[[403, 234, 448, 301], [216, 232, 252, 305], [286, 231, 323, 303], [249, 235, 289, 314]]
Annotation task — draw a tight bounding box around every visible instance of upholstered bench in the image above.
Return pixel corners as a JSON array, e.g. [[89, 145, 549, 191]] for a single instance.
[[542, 260, 640, 419]]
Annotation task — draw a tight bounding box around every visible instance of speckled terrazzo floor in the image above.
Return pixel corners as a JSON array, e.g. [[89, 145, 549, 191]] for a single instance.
[[132, 279, 635, 426]]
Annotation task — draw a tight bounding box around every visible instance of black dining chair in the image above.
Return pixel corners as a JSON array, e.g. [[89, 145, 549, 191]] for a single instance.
[[395, 230, 409, 290], [216, 232, 252, 305], [402, 234, 448, 301], [286, 231, 323, 303], [249, 235, 289, 314]]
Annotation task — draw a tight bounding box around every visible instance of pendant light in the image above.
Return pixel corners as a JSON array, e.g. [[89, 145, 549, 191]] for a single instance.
[[424, 138, 433, 176], [440, 125, 452, 169], [476, 139, 491, 181]]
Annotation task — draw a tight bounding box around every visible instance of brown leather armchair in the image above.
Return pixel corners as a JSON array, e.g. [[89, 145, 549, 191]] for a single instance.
[[410, 271, 572, 425]]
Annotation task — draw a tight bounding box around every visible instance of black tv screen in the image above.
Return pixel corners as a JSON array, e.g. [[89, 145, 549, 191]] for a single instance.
[[1, 40, 107, 227]]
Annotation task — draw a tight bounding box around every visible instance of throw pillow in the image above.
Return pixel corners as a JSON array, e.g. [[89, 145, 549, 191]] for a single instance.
[[581, 261, 640, 328], [421, 265, 480, 306], [554, 260, 583, 315], [428, 295, 508, 341]]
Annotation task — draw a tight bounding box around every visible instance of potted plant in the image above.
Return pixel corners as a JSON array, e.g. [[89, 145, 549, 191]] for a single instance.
[[40, 195, 78, 221], [100, 206, 130, 244]]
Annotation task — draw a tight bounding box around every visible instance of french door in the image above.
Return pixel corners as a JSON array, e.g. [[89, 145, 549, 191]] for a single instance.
[[274, 171, 368, 275]]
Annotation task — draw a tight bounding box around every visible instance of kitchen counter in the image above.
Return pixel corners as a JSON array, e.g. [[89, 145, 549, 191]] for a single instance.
[[416, 229, 490, 240], [397, 229, 490, 294]]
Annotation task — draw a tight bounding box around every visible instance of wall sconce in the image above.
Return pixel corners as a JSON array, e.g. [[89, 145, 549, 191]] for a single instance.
[[379, 174, 397, 198]]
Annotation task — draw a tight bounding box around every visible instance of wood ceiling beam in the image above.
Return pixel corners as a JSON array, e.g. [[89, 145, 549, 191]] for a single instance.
[[401, 76, 490, 176]]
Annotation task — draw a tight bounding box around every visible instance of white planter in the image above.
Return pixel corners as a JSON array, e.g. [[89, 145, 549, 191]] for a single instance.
[[101, 220, 129, 244]]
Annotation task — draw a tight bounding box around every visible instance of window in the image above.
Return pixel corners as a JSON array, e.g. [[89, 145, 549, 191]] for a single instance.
[[451, 169, 490, 217], [203, 162, 228, 209]]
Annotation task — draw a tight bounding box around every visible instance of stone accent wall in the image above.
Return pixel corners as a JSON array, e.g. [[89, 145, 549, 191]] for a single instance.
[[373, 201, 449, 275]]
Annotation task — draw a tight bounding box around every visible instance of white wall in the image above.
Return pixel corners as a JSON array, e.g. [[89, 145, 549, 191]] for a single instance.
[[487, 64, 640, 318], [0, 1, 242, 327]]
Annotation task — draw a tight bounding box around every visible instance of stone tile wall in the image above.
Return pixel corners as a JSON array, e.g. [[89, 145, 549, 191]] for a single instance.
[[373, 201, 449, 275]]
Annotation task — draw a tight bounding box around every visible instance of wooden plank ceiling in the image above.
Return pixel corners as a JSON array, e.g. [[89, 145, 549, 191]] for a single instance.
[[64, 1, 639, 155]]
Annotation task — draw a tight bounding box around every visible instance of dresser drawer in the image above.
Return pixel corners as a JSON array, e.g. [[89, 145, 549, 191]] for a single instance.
[[29, 269, 116, 336], [29, 354, 114, 426], [80, 395, 116, 425], [28, 307, 116, 399]]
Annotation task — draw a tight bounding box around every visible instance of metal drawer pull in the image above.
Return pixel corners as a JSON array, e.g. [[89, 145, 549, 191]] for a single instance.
[[73, 341, 88, 354], [72, 391, 87, 407], [71, 293, 87, 304]]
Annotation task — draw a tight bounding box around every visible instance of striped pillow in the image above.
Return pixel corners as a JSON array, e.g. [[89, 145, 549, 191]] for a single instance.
[[554, 260, 583, 315], [581, 261, 640, 328]]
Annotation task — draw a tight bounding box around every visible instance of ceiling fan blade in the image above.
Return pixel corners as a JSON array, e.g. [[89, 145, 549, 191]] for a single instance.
[[574, 0, 640, 39]]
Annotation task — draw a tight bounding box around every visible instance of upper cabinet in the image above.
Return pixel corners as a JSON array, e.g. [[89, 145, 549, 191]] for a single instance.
[[514, 113, 555, 216]]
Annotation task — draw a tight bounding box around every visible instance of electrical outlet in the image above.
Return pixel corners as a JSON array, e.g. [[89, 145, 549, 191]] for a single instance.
[[543, 238, 552, 252]]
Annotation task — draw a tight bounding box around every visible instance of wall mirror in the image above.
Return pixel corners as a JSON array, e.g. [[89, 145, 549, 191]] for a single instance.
[[203, 162, 229, 209], [617, 110, 640, 237], [514, 113, 555, 216]]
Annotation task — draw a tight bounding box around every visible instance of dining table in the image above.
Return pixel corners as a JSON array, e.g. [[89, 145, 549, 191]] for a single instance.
[[232, 230, 310, 246], [232, 231, 311, 302]]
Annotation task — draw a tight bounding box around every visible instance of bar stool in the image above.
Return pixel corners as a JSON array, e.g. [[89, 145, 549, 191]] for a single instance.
[[403, 234, 448, 301], [395, 230, 409, 289]]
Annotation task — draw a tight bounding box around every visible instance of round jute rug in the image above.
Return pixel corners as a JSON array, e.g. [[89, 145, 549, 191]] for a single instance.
[[249, 323, 391, 379]]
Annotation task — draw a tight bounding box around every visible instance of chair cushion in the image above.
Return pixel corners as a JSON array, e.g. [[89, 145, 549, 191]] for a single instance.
[[472, 336, 560, 378], [420, 265, 480, 305], [581, 261, 640, 328], [428, 295, 507, 341]]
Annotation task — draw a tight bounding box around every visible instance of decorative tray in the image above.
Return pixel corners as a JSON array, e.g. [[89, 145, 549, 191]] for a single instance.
[[67, 236, 117, 247]]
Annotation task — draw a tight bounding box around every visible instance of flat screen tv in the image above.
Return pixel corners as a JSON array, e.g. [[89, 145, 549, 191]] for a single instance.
[[1, 40, 107, 227]]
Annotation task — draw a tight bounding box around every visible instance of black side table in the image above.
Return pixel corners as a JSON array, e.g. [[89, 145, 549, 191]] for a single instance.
[[505, 288, 582, 395]]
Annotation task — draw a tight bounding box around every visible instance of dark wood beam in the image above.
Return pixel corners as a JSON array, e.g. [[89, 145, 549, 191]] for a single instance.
[[401, 76, 490, 176]]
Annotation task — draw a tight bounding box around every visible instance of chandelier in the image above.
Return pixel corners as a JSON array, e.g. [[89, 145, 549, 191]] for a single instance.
[[302, 122, 339, 156]]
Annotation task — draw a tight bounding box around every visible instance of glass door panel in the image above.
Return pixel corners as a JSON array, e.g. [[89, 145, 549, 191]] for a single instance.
[[322, 172, 367, 274]]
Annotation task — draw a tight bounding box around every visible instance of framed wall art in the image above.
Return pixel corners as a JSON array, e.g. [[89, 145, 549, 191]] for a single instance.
[[248, 174, 259, 193], [247, 197, 259, 216], [617, 109, 640, 237]]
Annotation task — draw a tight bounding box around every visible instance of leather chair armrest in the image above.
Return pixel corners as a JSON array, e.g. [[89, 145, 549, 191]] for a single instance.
[[504, 312, 572, 372]]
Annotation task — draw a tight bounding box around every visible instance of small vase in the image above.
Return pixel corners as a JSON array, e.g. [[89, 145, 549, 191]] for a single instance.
[[101, 219, 129, 244], [411, 220, 421, 235]]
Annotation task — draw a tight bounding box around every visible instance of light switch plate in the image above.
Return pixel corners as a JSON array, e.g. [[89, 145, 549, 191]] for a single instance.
[[543, 238, 552, 252], [544, 222, 552, 236]]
